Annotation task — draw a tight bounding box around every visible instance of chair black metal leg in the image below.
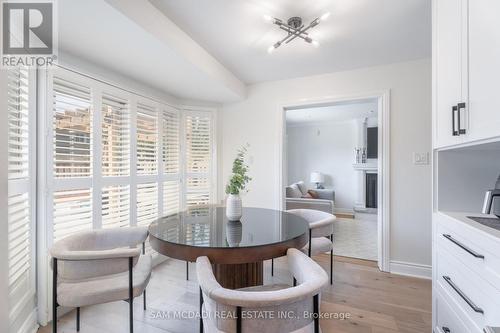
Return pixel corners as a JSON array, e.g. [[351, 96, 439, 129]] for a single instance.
[[330, 234, 334, 285], [76, 307, 80, 332], [129, 257, 134, 333], [313, 294, 319, 333], [186, 261, 189, 280], [143, 290, 146, 310], [236, 306, 242, 333], [308, 229, 312, 257], [271, 258, 274, 276], [199, 287, 204, 333], [52, 258, 58, 333], [293, 277, 297, 286]]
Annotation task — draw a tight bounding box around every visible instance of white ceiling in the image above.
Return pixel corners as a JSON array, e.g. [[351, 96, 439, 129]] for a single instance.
[[57, 0, 431, 103], [58, 0, 244, 103], [286, 100, 378, 125], [151, 0, 431, 84]]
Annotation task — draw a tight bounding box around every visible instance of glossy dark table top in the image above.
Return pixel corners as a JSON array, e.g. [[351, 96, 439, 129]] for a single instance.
[[148, 206, 309, 249]]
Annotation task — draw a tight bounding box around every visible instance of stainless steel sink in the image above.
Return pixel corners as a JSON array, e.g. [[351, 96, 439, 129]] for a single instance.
[[467, 216, 500, 231]]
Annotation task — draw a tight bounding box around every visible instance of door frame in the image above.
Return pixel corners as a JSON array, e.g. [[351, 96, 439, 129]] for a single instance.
[[276, 90, 391, 272]]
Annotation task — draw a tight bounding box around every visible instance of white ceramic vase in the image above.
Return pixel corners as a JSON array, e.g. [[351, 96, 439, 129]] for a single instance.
[[226, 194, 242, 221]]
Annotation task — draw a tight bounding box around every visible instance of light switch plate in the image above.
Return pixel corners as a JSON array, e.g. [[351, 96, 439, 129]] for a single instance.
[[413, 152, 429, 165]]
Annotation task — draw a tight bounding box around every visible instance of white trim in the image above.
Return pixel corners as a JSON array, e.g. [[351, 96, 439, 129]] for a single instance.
[[390, 260, 432, 279], [333, 207, 355, 215], [277, 90, 391, 272]]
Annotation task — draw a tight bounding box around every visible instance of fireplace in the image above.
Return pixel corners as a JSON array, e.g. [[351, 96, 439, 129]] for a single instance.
[[365, 173, 378, 209]]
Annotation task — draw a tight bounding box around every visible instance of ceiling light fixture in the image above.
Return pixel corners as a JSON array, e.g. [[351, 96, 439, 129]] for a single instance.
[[266, 12, 329, 53]]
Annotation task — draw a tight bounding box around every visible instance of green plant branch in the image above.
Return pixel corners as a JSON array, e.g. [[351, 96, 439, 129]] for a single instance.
[[225, 144, 252, 195]]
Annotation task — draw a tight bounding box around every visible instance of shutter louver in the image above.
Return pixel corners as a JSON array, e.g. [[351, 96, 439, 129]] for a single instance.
[[53, 78, 92, 178], [186, 177, 210, 207], [8, 68, 29, 180], [53, 189, 92, 241], [163, 108, 179, 174], [163, 180, 180, 216], [102, 185, 130, 228], [102, 94, 129, 176], [137, 183, 158, 226], [185, 114, 211, 174], [137, 183, 158, 255], [8, 193, 30, 289], [137, 103, 157, 175]]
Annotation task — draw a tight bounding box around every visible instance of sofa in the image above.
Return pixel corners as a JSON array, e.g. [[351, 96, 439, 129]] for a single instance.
[[285, 181, 335, 214]]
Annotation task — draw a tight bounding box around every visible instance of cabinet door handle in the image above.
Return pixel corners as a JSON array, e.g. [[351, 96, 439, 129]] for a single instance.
[[442, 234, 485, 259], [452, 105, 459, 136], [442, 327, 451, 333], [458, 102, 466, 135], [443, 276, 484, 314]]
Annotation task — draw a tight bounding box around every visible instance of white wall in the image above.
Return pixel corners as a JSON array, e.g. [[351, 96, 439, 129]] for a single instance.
[[287, 121, 357, 211], [221, 58, 432, 271]]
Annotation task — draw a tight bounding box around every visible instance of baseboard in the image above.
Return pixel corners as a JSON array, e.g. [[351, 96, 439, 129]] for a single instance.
[[333, 207, 355, 215], [390, 260, 432, 279]]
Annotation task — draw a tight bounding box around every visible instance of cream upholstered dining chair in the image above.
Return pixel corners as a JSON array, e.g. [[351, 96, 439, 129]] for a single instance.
[[197, 248, 328, 333], [50, 227, 151, 333], [284, 209, 335, 285]]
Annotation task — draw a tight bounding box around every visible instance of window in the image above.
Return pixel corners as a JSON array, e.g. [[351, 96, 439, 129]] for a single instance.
[[102, 94, 129, 176], [184, 112, 213, 207], [53, 77, 92, 178], [102, 185, 130, 228], [40, 69, 215, 321], [136, 102, 157, 175], [7, 67, 36, 333]]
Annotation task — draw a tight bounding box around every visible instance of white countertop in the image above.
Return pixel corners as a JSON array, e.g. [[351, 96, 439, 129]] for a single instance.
[[438, 211, 500, 240]]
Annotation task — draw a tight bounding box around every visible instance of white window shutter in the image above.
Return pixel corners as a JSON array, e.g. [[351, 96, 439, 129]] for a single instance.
[[53, 189, 93, 242], [137, 103, 157, 175], [8, 68, 29, 180], [184, 112, 213, 208], [102, 94, 130, 176], [102, 185, 130, 228], [7, 67, 36, 333], [163, 107, 180, 175]]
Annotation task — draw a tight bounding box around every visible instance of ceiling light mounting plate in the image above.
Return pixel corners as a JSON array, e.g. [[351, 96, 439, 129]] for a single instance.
[[287, 17, 302, 29]]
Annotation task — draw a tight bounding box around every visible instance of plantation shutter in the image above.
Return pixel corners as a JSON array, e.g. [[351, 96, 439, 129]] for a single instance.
[[102, 185, 130, 228], [53, 77, 92, 178], [102, 94, 130, 176], [7, 67, 36, 333], [162, 107, 180, 174], [163, 180, 180, 216], [53, 189, 93, 242], [137, 183, 158, 254], [136, 103, 157, 175], [184, 112, 213, 207]]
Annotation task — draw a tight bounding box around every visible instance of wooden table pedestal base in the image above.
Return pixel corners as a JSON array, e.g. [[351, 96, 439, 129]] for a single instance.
[[213, 261, 263, 289]]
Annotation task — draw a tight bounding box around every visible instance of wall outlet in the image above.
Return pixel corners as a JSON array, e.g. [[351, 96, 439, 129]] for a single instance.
[[413, 152, 429, 165]]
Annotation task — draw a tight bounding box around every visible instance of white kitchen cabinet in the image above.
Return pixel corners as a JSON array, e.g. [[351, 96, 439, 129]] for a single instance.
[[433, 0, 500, 149], [467, 0, 500, 143], [433, 0, 468, 148]]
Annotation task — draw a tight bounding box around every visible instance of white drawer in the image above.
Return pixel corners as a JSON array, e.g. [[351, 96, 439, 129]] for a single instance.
[[435, 212, 500, 291], [437, 245, 500, 329], [435, 287, 480, 333]]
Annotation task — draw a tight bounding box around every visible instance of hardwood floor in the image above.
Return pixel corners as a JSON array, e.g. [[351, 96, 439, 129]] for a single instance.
[[38, 254, 431, 333]]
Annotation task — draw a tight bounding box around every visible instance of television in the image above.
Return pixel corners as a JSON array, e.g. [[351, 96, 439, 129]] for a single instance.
[[367, 127, 378, 159]]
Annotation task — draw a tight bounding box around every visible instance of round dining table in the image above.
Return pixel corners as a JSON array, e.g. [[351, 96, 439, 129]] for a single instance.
[[149, 206, 309, 289]]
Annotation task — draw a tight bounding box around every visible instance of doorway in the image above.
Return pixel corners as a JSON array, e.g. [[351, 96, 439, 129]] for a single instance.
[[278, 91, 390, 271]]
